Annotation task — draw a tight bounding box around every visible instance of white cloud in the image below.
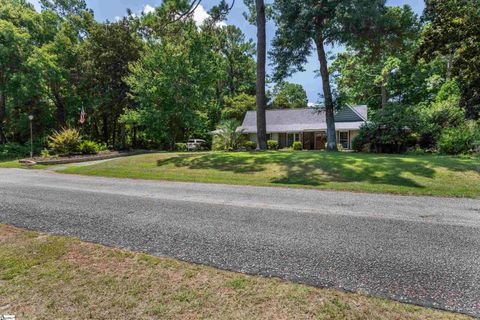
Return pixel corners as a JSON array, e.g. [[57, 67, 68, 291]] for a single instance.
[[193, 4, 227, 27], [192, 4, 210, 26], [143, 4, 155, 14], [129, 3, 227, 28]]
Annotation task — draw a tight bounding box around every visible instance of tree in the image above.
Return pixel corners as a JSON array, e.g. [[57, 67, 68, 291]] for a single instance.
[[332, 6, 420, 110], [420, 0, 480, 119], [0, 0, 48, 144], [217, 25, 256, 97], [271, 0, 388, 151], [243, 0, 268, 150], [127, 15, 219, 148], [80, 18, 143, 146], [221, 93, 256, 121], [270, 82, 308, 109]]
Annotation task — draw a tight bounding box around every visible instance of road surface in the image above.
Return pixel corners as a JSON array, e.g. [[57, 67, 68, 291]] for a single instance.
[[0, 168, 479, 316]]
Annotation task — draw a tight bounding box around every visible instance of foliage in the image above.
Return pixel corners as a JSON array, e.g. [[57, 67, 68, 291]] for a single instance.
[[419, 0, 480, 119], [78, 140, 105, 155], [270, 82, 308, 109], [41, 149, 51, 158], [352, 105, 421, 153], [48, 127, 81, 155], [292, 141, 302, 151], [221, 93, 256, 121], [438, 121, 480, 155], [0, 143, 30, 160], [212, 120, 244, 151], [267, 140, 278, 150], [242, 140, 257, 151], [175, 143, 187, 152], [271, 0, 391, 151], [331, 6, 421, 110], [418, 83, 465, 149]]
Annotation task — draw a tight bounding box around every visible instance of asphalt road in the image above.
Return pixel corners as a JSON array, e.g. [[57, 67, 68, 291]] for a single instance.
[[1, 168, 479, 317]]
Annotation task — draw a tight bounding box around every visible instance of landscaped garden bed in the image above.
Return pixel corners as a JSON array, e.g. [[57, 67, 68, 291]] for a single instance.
[[19, 150, 152, 165]]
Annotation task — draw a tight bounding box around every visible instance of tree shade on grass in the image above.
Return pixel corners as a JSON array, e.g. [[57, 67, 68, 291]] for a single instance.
[[58, 152, 480, 198]]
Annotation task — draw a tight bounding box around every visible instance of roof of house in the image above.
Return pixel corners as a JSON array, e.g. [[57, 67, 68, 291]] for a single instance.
[[237, 105, 368, 134]]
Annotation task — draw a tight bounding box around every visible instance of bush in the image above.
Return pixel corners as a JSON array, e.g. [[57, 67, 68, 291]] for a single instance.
[[438, 121, 480, 155], [419, 100, 465, 149], [48, 128, 82, 156], [175, 143, 187, 152], [40, 149, 51, 158], [351, 134, 367, 152], [292, 141, 302, 151], [79, 140, 104, 155], [0, 143, 30, 160], [212, 120, 244, 151], [243, 141, 257, 151], [267, 140, 278, 150], [352, 105, 420, 153]]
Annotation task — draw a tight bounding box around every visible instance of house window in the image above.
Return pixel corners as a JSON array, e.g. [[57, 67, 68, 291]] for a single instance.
[[339, 131, 349, 149], [287, 133, 300, 147]]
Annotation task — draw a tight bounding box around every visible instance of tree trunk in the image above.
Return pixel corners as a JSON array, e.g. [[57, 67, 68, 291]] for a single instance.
[[0, 89, 7, 144], [133, 126, 137, 148], [446, 52, 453, 80], [102, 113, 109, 145], [381, 69, 388, 109], [255, 0, 268, 151], [53, 92, 67, 127], [315, 37, 337, 151]]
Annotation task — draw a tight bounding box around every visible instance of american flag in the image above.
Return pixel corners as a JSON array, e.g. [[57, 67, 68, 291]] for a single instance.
[[79, 107, 86, 124]]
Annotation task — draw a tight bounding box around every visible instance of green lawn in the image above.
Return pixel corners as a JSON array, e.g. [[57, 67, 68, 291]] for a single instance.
[[0, 224, 470, 319], [58, 151, 480, 198], [0, 160, 46, 169]]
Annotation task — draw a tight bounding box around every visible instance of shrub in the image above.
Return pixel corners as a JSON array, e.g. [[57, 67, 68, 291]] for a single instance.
[[419, 100, 465, 149], [175, 143, 187, 152], [351, 135, 366, 152], [292, 141, 302, 150], [352, 105, 420, 153], [48, 128, 82, 156], [40, 149, 51, 158], [212, 120, 244, 151], [336, 143, 344, 152], [79, 140, 103, 155], [267, 140, 278, 150], [243, 141, 257, 151], [438, 121, 480, 155], [0, 143, 30, 160]]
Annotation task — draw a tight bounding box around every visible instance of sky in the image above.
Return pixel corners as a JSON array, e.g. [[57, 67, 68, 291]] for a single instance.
[[28, 0, 425, 103]]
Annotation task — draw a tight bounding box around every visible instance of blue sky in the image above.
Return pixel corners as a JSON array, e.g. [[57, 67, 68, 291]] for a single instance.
[[28, 0, 425, 103]]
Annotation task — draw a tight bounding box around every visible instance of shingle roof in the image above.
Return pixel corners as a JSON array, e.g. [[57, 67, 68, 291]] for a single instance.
[[237, 105, 367, 133]]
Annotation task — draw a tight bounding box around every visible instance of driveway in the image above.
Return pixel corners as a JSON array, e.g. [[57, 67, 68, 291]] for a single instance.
[[0, 168, 479, 317]]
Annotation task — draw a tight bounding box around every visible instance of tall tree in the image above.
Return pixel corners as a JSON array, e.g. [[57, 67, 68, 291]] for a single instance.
[[331, 6, 421, 110], [254, 0, 268, 150], [80, 18, 143, 146], [419, 0, 480, 119], [271, 0, 387, 151], [244, 0, 268, 150]]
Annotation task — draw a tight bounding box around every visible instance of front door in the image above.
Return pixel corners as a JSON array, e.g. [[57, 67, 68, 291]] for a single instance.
[[303, 132, 315, 150], [315, 132, 327, 150]]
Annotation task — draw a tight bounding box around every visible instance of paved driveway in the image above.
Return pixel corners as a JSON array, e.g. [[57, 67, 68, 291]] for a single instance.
[[0, 168, 479, 317]]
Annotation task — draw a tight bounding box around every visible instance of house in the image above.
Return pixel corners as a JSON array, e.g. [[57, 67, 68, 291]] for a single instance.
[[236, 105, 368, 150]]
